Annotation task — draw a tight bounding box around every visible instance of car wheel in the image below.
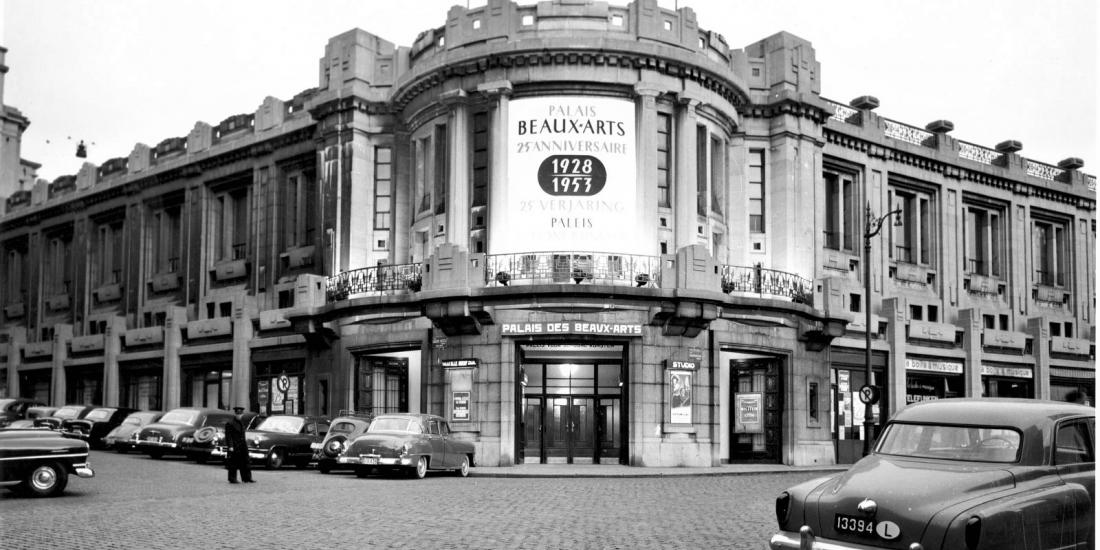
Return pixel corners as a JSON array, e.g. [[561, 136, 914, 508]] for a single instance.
[[148, 450, 164, 459], [355, 466, 372, 478], [194, 454, 208, 465], [455, 455, 470, 477], [295, 459, 309, 470], [318, 462, 332, 475], [409, 456, 428, 479], [115, 446, 127, 455], [20, 461, 69, 498], [267, 448, 285, 469]]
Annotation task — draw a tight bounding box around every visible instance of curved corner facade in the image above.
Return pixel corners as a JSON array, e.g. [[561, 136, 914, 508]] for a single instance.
[[0, 0, 1095, 468]]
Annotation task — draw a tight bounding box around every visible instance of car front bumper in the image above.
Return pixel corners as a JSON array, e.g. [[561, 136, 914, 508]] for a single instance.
[[337, 454, 413, 467], [136, 440, 179, 448], [73, 462, 95, 478], [769, 527, 923, 550]]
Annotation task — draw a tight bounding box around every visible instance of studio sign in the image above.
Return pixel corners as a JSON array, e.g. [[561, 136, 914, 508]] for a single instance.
[[537, 155, 606, 196]]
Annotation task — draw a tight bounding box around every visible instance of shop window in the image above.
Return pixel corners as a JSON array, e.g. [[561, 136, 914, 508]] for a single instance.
[[824, 170, 857, 252], [656, 113, 672, 208], [963, 202, 1004, 277], [1032, 217, 1068, 287], [748, 149, 765, 233], [374, 147, 393, 230], [889, 187, 934, 266]]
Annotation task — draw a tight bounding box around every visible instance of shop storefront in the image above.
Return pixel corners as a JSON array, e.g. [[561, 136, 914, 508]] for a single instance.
[[827, 349, 887, 464], [181, 359, 233, 410], [1050, 367, 1094, 405], [905, 357, 964, 404], [980, 363, 1034, 398], [18, 367, 50, 402], [730, 357, 783, 463], [65, 365, 103, 405], [253, 349, 309, 415], [351, 349, 422, 416], [119, 361, 162, 411]]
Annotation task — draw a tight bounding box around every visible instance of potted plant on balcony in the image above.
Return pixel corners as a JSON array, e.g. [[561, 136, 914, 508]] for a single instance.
[[571, 267, 592, 284], [495, 271, 511, 286], [405, 274, 422, 292], [634, 273, 651, 287]]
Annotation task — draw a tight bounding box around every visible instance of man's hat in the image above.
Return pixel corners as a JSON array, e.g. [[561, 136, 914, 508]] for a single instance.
[[233, 406, 246, 413]]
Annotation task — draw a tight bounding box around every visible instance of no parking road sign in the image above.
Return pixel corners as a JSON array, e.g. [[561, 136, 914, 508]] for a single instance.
[[858, 384, 880, 405]]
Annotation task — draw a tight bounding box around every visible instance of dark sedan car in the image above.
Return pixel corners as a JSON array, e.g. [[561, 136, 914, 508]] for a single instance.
[[0, 428, 95, 497], [769, 399, 1094, 550], [311, 415, 373, 474], [102, 411, 164, 453], [0, 398, 48, 427], [216, 415, 328, 469], [60, 406, 138, 449], [180, 412, 263, 464], [135, 407, 236, 459], [33, 404, 96, 431], [6, 406, 59, 428], [337, 413, 474, 479]]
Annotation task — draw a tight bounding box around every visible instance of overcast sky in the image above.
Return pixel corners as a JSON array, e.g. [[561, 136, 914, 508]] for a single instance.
[[2, 0, 1095, 183]]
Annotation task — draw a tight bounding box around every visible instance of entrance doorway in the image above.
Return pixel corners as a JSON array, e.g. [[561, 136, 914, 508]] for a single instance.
[[730, 358, 783, 462], [519, 344, 625, 464]]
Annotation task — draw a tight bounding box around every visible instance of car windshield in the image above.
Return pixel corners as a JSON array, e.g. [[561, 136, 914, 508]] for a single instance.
[[159, 410, 199, 425], [368, 418, 421, 434], [877, 422, 1022, 463], [54, 407, 84, 419], [85, 409, 113, 421], [257, 416, 305, 433], [122, 415, 144, 426], [330, 421, 359, 435]]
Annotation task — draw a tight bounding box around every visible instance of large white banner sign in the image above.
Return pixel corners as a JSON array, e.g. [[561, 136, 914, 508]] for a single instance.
[[498, 96, 640, 254]]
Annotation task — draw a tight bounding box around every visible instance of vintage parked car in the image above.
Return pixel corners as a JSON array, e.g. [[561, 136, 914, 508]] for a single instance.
[[6, 406, 59, 428], [60, 406, 138, 449], [336, 413, 474, 479], [103, 411, 164, 453], [33, 404, 96, 431], [213, 414, 328, 469], [0, 398, 48, 427], [312, 414, 373, 474], [180, 412, 263, 464], [0, 428, 95, 497], [135, 407, 236, 459], [769, 398, 1095, 550]]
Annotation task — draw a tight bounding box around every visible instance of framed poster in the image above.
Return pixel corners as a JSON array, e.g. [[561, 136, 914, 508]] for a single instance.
[[734, 393, 764, 434], [669, 371, 693, 424], [452, 391, 470, 421]]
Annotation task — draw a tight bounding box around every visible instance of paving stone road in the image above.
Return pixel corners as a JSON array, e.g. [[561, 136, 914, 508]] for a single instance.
[[0, 450, 828, 550]]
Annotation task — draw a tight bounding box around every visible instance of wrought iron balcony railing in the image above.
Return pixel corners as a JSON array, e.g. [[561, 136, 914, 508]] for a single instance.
[[721, 264, 814, 306], [327, 263, 423, 301], [485, 252, 662, 288]]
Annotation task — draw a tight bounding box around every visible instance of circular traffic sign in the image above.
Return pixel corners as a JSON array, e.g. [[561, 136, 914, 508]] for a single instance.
[[276, 375, 290, 393], [858, 384, 880, 405]]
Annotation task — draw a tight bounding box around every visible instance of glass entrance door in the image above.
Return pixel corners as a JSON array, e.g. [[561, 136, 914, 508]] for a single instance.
[[520, 358, 623, 464]]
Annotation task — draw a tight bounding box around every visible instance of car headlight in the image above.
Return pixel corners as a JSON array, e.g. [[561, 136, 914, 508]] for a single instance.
[[400, 443, 411, 456], [213, 433, 224, 442], [252, 437, 261, 446], [130, 432, 139, 441]]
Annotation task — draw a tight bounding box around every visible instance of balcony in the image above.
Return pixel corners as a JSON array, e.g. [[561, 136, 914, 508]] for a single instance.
[[326, 263, 423, 301], [720, 264, 813, 306], [485, 252, 661, 288]]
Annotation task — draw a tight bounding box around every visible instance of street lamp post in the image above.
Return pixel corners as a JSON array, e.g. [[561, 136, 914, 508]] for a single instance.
[[862, 201, 902, 456]]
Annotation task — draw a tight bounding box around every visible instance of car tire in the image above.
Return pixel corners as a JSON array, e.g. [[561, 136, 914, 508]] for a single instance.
[[294, 459, 309, 470], [148, 450, 164, 459], [355, 466, 372, 478], [409, 456, 428, 479], [455, 455, 470, 477], [194, 454, 208, 465], [267, 448, 285, 469], [19, 461, 69, 498], [115, 446, 127, 455], [318, 462, 332, 474]]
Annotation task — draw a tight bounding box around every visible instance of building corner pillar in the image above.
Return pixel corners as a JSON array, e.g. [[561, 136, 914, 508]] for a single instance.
[[164, 307, 187, 410], [232, 305, 254, 409], [103, 316, 126, 407]]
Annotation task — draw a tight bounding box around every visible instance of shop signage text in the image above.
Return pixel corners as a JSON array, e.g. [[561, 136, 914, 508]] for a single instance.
[[734, 393, 763, 434], [500, 322, 643, 336], [905, 358, 963, 374], [664, 360, 698, 370], [441, 358, 479, 369], [980, 365, 1033, 379]]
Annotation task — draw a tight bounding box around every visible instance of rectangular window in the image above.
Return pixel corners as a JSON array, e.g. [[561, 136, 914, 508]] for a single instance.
[[4, 247, 24, 304], [696, 126, 708, 216], [657, 113, 671, 208], [433, 124, 448, 215], [963, 204, 1003, 277], [471, 112, 489, 208], [151, 206, 182, 273], [374, 147, 393, 230], [94, 223, 122, 287], [824, 171, 856, 251], [214, 187, 249, 261], [357, 357, 408, 414], [749, 149, 765, 233], [284, 170, 316, 248], [891, 187, 933, 265], [710, 137, 725, 217], [415, 138, 430, 213], [1033, 218, 1067, 287]]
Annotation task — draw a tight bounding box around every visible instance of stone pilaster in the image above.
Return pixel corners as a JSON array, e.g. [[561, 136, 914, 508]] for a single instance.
[[1027, 316, 1051, 400], [442, 89, 471, 245], [634, 83, 662, 256], [674, 96, 699, 250], [163, 307, 186, 410], [232, 303, 254, 409], [958, 309, 982, 397], [103, 316, 126, 407], [50, 324, 73, 404], [477, 81, 512, 255]]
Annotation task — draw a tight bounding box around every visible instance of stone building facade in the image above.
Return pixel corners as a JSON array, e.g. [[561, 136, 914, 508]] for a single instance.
[[0, 0, 1094, 467]]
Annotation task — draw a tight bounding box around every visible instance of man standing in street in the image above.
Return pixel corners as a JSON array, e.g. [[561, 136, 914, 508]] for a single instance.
[[225, 406, 254, 483]]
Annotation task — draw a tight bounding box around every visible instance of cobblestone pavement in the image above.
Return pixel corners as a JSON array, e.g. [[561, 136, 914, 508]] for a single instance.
[[0, 450, 829, 550]]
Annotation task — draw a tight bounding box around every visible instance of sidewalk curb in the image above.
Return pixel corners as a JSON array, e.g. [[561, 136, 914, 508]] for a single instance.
[[468, 466, 849, 479]]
